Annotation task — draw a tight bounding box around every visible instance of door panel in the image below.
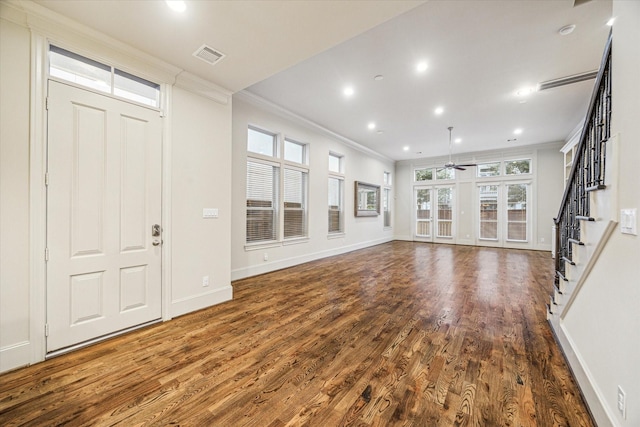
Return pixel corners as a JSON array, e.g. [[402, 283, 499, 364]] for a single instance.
[[47, 81, 162, 352]]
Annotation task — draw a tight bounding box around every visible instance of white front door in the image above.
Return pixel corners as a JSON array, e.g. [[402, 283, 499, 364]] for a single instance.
[[46, 81, 162, 352]]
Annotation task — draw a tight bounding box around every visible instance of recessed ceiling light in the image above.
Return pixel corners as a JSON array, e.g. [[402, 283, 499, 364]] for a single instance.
[[515, 86, 537, 97], [606, 17, 616, 26], [558, 24, 576, 36], [374, 75, 384, 81], [454, 138, 462, 144], [514, 128, 523, 135], [368, 122, 376, 130], [416, 61, 428, 73], [166, 0, 186, 12], [434, 106, 444, 115], [403, 146, 410, 151], [343, 86, 354, 97]]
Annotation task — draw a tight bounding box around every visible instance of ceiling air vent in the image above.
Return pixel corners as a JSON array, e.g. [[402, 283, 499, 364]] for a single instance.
[[537, 70, 598, 91], [193, 44, 226, 66]]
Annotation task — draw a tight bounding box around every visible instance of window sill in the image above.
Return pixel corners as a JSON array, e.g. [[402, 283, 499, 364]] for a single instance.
[[244, 241, 281, 251], [327, 232, 345, 240], [283, 237, 309, 246]]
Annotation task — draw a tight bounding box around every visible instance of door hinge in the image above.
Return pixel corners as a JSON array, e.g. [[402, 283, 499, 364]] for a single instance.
[[46, 97, 49, 110], [45, 324, 49, 337], [45, 247, 49, 262], [45, 172, 49, 186]]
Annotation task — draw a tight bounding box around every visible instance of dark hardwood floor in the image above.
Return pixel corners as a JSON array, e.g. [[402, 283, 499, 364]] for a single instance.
[[0, 242, 593, 426]]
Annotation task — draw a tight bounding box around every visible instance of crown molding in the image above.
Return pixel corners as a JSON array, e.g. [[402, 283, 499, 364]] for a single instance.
[[174, 72, 231, 105], [236, 90, 394, 164]]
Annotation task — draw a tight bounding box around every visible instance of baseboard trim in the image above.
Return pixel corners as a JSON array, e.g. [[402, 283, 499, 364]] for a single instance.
[[170, 286, 233, 318], [548, 318, 615, 427], [0, 341, 31, 373], [231, 237, 393, 281]]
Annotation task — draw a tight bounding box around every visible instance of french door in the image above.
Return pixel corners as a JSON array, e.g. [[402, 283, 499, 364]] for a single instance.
[[476, 182, 530, 247], [414, 186, 455, 242], [46, 80, 163, 352]]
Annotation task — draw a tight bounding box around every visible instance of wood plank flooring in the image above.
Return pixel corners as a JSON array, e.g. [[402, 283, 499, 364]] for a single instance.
[[0, 242, 593, 426]]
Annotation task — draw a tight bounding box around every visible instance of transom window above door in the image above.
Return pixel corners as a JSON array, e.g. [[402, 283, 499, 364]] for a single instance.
[[48, 45, 160, 108]]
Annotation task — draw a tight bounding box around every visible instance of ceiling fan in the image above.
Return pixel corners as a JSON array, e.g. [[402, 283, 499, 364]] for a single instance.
[[443, 126, 476, 171]]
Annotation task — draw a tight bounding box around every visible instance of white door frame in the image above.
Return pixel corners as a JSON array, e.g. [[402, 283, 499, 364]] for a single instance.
[[28, 33, 174, 363]]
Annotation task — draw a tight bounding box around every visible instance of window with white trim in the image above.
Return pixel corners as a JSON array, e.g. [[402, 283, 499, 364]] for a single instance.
[[415, 168, 433, 182], [328, 177, 343, 234], [48, 45, 160, 107], [329, 152, 342, 174], [383, 171, 392, 228], [436, 168, 455, 180], [328, 152, 344, 234], [505, 159, 531, 175], [383, 187, 392, 228], [477, 162, 501, 177], [246, 127, 309, 244]]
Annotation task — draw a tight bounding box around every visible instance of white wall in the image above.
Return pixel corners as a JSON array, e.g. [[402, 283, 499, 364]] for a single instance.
[[231, 94, 395, 280], [0, 8, 32, 372], [562, 2, 640, 426], [170, 86, 233, 316], [394, 143, 564, 251]]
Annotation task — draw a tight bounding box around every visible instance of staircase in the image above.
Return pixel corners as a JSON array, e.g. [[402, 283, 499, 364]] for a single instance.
[[546, 33, 618, 426]]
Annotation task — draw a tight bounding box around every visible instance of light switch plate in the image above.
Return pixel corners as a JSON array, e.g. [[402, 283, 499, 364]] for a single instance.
[[620, 208, 637, 235], [203, 208, 219, 218]]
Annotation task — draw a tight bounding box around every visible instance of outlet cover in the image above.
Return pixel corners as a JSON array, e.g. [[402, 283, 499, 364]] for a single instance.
[[202, 276, 209, 287]]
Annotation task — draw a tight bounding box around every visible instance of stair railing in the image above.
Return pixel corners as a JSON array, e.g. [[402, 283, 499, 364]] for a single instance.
[[554, 33, 612, 286]]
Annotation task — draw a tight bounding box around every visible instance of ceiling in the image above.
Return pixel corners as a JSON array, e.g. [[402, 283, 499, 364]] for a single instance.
[[31, 0, 612, 161]]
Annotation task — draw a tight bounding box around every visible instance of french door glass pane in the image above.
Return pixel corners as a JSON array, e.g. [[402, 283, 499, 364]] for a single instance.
[[507, 184, 527, 241], [479, 185, 498, 239], [437, 187, 453, 237], [416, 189, 432, 237]]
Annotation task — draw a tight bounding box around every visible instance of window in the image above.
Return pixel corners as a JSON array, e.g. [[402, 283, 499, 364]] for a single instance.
[[283, 168, 308, 238], [436, 168, 455, 180], [506, 184, 528, 241], [329, 153, 342, 173], [505, 159, 531, 175], [479, 185, 498, 240], [328, 177, 343, 233], [246, 127, 309, 244], [477, 162, 501, 177], [246, 161, 279, 243], [383, 171, 392, 186], [248, 127, 276, 157], [49, 45, 160, 107], [383, 188, 391, 228], [437, 187, 454, 237], [415, 168, 433, 182], [415, 189, 432, 237], [284, 139, 306, 164]]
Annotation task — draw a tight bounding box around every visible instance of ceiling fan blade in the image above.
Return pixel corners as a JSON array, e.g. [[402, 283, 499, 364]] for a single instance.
[[454, 166, 466, 171], [456, 163, 477, 167]]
